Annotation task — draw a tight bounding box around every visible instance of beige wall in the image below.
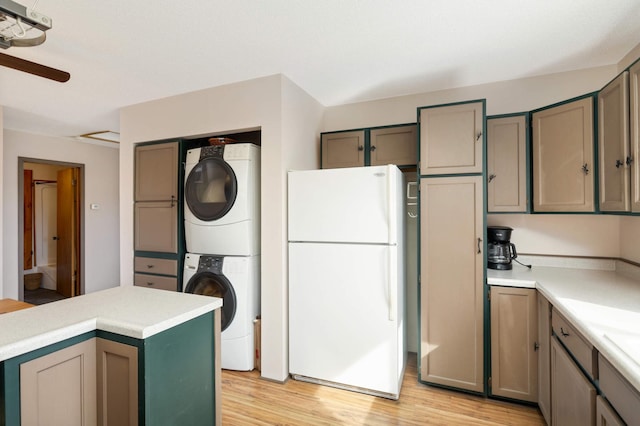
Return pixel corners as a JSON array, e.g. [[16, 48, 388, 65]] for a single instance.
[[2, 129, 120, 300], [119, 75, 322, 382]]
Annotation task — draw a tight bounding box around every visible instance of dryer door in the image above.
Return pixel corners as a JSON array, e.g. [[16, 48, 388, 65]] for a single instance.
[[184, 271, 237, 331], [185, 157, 238, 221]]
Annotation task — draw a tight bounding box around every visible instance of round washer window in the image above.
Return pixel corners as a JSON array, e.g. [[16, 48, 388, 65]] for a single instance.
[[185, 272, 237, 331], [185, 157, 237, 221]]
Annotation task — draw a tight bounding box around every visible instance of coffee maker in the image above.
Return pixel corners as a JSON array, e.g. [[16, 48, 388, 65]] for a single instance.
[[487, 226, 518, 270]]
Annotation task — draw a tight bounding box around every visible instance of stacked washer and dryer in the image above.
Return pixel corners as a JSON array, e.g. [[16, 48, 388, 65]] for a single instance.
[[183, 143, 260, 371]]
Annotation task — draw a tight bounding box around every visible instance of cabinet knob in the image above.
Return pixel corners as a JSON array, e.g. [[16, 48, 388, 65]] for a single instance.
[[476, 132, 482, 142], [560, 327, 570, 337], [147, 265, 154, 269], [370, 145, 376, 152], [357, 145, 364, 151], [488, 174, 496, 183], [146, 282, 154, 286], [534, 342, 540, 351], [477, 238, 482, 254], [616, 159, 624, 168], [581, 163, 589, 175], [627, 156, 634, 166]]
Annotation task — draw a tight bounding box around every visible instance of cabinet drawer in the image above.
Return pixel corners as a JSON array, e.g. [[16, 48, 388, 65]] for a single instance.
[[599, 354, 640, 426], [552, 308, 597, 379], [134, 257, 177, 276], [134, 274, 177, 292]]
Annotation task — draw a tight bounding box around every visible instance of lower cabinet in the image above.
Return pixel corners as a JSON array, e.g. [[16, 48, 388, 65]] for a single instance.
[[599, 353, 640, 426], [96, 338, 139, 426], [537, 293, 552, 425], [596, 396, 625, 426], [20, 338, 97, 426], [489, 286, 538, 402], [550, 337, 596, 425], [2, 310, 220, 426], [133, 257, 178, 292]]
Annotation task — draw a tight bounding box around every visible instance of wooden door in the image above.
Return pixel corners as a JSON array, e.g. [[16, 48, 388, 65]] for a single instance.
[[490, 286, 538, 402], [420, 175, 484, 393], [598, 72, 630, 212], [24, 169, 34, 269], [321, 130, 365, 169], [532, 96, 595, 212], [487, 115, 527, 212], [419, 101, 484, 175], [57, 168, 80, 298], [369, 124, 417, 166]]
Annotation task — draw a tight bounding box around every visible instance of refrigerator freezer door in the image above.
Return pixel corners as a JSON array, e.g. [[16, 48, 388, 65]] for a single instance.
[[288, 165, 403, 245], [288, 242, 405, 398]]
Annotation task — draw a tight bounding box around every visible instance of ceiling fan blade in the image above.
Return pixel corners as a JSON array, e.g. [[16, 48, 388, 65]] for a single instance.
[[0, 51, 69, 82]]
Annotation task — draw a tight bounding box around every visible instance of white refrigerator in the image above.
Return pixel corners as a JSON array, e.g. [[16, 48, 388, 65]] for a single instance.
[[288, 165, 406, 399]]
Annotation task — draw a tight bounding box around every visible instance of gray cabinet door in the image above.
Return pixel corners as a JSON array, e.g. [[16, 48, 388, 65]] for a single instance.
[[630, 61, 640, 212], [96, 338, 139, 426], [532, 97, 595, 212], [487, 115, 527, 212], [20, 338, 97, 426], [134, 201, 178, 253], [419, 101, 484, 175], [370, 124, 417, 166], [135, 142, 179, 202], [420, 176, 484, 393], [598, 72, 630, 212], [537, 294, 552, 425], [490, 286, 538, 402], [321, 130, 365, 169], [551, 337, 596, 426]]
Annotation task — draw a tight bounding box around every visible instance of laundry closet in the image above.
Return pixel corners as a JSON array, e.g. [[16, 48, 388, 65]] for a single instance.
[[133, 130, 262, 371]]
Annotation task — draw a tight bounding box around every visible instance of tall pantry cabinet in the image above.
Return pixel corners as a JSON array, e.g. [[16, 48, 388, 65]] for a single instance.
[[133, 141, 181, 291], [418, 100, 486, 393]]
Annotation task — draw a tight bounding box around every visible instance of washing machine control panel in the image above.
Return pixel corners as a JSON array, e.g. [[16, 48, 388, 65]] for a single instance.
[[199, 145, 225, 160], [197, 255, 223, 273]]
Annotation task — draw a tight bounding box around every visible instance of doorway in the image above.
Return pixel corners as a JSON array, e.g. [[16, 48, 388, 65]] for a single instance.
[[19, 159, 84, 304]]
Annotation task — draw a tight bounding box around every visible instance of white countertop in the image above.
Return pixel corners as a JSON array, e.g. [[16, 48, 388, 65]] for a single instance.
[[0, 286, 222, 362], [487, 262, 640, 394]]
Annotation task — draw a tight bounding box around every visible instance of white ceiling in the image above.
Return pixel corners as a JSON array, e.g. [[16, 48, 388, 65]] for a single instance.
[[1, 0, 640, 139]]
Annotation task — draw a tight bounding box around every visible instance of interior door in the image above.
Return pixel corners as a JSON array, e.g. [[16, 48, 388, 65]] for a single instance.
[[24, 169, 34, 270], [57, 168, 80, 297]]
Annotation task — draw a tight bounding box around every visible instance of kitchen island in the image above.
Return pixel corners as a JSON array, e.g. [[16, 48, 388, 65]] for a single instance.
[[487, 258, 640, 425], [0, 286, 222, 426]]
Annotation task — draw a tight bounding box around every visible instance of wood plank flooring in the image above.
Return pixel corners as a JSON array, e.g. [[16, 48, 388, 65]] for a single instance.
[[221, 354, 545, 425]]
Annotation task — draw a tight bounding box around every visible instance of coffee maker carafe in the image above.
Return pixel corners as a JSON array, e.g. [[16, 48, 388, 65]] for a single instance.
[[487, 226, 517, 270]]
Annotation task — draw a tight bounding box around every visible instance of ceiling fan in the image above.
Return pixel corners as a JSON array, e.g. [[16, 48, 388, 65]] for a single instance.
[[0, 0, 69, 82]]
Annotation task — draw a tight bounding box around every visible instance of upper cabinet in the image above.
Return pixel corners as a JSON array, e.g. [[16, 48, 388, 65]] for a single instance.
[[629, 61, 640, 212], [321, 130, 366, 169], [135, 142, 179, 202], [369, 124, 417, 166], [321, 124, 417, 169], [419, 100, 484, 175], [487, 114, 528, 212], [531, 96, 595, 212], [598, 72, 630, 212]]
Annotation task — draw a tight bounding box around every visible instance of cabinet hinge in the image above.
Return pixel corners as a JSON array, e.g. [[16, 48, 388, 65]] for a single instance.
[[487, 288, 491, 301], [488, 376, 492, 389]]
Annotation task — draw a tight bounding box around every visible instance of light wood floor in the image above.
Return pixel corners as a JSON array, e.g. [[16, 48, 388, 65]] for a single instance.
[[221, 354, 545, 425]]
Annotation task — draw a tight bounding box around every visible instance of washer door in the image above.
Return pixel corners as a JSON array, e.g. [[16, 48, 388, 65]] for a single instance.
[[185, 157, 238, 221], [184, 271, 237, 331]]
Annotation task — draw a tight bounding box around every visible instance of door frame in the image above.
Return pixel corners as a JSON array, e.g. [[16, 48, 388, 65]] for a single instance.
[[17, 157, 85, 301]]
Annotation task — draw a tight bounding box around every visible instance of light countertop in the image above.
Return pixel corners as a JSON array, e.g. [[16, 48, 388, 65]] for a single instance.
[[0, 286, 222, 362], [487, 261, 640, 395]]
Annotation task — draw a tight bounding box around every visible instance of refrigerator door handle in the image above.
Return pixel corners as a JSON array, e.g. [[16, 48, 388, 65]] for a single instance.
[[388, 248, 397, 321], [388, 166, 397, 244]]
